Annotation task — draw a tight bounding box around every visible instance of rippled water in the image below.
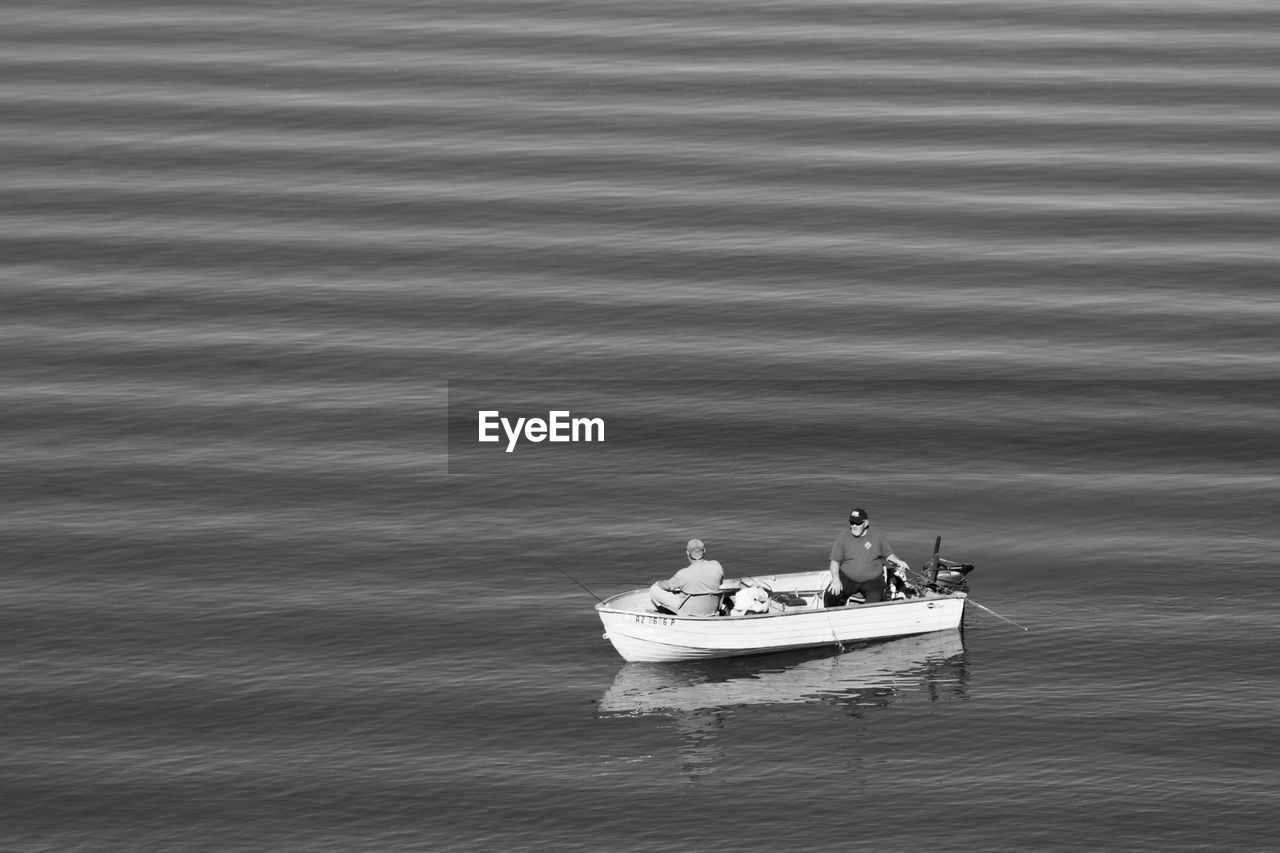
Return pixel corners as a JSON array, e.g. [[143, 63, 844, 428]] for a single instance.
[[2, 1, 1277, 851]]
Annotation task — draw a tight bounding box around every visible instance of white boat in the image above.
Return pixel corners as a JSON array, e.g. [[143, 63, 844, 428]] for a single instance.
[[597, 628, 967, 715], [596, 562, 973, 663]]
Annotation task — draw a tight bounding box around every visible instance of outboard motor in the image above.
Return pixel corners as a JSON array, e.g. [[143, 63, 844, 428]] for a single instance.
[[928, 559, 975, 592], [922, 535, 975, 593]]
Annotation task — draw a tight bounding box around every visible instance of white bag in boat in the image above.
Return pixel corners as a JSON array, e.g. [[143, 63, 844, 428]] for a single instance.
[[730, 586, 770, 615]]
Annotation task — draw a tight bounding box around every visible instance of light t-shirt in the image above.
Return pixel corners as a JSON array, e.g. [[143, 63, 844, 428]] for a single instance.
[[657, 559, 724, 595]]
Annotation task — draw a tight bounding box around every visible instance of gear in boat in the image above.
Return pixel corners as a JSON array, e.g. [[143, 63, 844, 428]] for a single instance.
[[656, 542, 974, 618]]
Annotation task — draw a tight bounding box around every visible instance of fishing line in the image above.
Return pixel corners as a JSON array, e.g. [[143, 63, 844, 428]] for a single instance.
[[817, 570, 843, 651], [961, 596, 1030, 631], [550, 561, 605, 603]]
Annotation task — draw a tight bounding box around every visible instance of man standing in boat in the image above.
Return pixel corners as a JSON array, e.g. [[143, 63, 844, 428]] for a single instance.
[[826, 508, 909, 605], [649, 539, 725, 616]]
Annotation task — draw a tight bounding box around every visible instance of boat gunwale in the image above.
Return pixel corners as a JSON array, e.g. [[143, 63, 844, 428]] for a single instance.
[[595, 583, 959, 621]]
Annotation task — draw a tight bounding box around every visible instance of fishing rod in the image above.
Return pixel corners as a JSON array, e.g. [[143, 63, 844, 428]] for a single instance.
[[904, 566, 1029, 631], [903, 569, 1029, 632], [550, 561, 605, 603], [894, 535, 943, 590], [900, 535, 1029, 631]]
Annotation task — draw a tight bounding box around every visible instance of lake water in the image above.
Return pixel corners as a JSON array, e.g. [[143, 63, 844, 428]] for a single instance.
[[2, 1, 1278, 851]]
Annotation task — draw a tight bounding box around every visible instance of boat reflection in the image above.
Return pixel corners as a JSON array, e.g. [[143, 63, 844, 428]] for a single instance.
[[597, 630, 969, 780], [598, 629, 969, 717]]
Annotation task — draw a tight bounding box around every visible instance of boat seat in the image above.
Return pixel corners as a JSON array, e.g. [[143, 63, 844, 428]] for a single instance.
[[654, 592, 725, 617], [821, 590, 866, 607]]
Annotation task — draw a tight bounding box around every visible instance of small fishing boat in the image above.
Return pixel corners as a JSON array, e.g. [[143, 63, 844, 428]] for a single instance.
[[597, 545, 975, 663]]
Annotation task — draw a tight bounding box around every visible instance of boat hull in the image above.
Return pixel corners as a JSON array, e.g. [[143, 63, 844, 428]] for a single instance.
[[596, 571, 966, 662], [597, 629, 967, 714]]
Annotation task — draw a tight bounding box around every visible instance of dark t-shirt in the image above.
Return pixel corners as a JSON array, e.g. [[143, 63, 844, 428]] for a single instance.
[[829, 526, 894, 582]]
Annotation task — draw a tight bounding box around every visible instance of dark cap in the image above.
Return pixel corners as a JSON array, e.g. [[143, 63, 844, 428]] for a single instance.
[[849, 508, 869, 525]]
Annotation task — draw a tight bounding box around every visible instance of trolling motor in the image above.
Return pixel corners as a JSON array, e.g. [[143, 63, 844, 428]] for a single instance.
[[920, 535, 975, 593]]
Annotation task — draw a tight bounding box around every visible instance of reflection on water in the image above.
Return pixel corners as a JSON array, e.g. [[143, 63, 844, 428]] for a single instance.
[[597, 630, 970, 779], [599, 630, 969, 715]]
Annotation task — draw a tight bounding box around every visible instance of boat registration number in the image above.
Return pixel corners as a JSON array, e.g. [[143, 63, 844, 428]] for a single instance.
[[629, 614, 675, 626]]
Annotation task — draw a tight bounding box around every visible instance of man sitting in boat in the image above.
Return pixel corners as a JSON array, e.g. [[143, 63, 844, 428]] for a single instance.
[[649, 539, 725, 616], [826, 507, 910, 606]]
